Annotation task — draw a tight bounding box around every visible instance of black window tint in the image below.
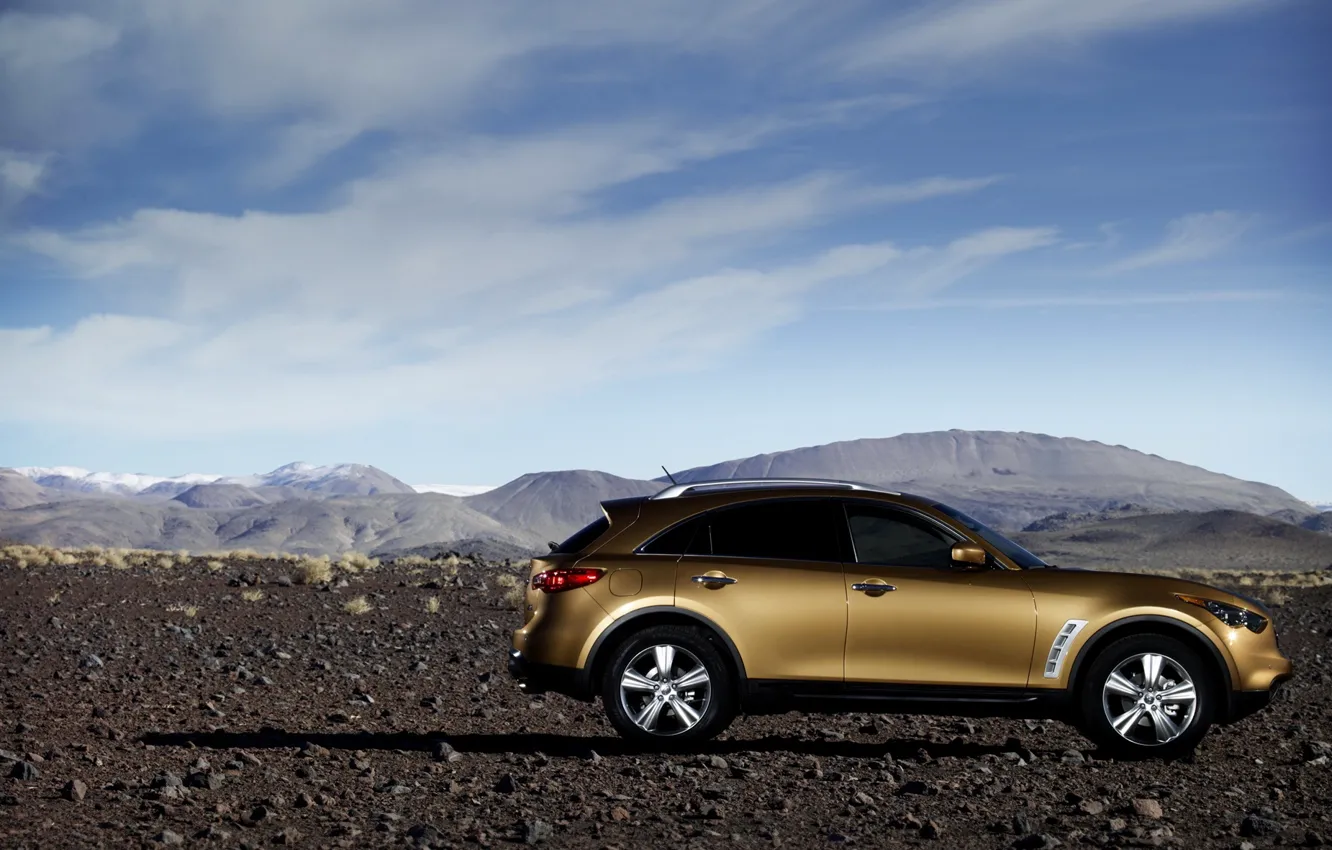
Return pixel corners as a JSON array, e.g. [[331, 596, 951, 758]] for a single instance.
[[846, 506, 955, 568], [706, 500, 839, 562], [553, 516, 609, 554], [639, 516, 702, 555]]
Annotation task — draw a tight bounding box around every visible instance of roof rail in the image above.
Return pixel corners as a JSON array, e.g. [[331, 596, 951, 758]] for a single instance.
[[649, 478, 899, 500]]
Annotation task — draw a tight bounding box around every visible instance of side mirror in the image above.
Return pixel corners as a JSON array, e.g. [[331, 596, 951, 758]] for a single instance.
[[950, 543, 988, 570]]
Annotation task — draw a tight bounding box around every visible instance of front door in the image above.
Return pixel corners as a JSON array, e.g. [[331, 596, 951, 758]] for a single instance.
[[673, 498, 846, 683], [840, 501, 1037, 688]]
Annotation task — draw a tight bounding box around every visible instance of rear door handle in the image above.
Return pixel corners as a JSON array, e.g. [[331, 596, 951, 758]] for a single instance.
[[852, 582, 896, 593], [691, 575, 737, 585]]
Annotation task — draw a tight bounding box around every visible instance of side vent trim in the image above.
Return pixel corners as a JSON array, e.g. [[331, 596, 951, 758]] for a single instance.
[[1043, 619, 1088, 679]]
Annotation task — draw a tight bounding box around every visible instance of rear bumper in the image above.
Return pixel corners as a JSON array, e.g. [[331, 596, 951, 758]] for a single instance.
[[508, 650, 586, 700]]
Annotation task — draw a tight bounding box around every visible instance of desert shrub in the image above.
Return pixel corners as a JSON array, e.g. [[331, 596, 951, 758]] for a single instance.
[[155, 556, 175, 569], [240, 589, 265, 602], [337, 552, 379, 574], [343, 596, 372, 615], [295, 557, 333, 585], [426, 596, 440, 614], [166, 603, 198, 618], [205, 559, 225, 572], [395, 555, 431, 567]]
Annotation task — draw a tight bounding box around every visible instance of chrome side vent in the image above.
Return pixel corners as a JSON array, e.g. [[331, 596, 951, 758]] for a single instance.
[[1043, 619, 1088, 679]]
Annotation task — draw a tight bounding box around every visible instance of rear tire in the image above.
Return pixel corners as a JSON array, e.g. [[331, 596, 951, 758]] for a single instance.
[[1078, 634, 1213, 760], [601, 625, 736, 747]]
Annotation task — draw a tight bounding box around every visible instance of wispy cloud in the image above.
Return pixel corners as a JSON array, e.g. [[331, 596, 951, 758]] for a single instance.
[[859, 289, 1301, 312], [838, 0, 1265, 75], [1105, 211, 1251, 273]]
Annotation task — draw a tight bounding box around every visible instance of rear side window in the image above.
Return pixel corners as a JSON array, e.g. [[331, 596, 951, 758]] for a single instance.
[[704, 499, 841, 562], [638, 515, 705, 555], [552, 516, 610, 554], [845, 504, 956, 568]]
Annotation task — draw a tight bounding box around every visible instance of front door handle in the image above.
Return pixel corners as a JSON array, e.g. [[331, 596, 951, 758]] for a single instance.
[[852, 582, 896, 594], [691, 574, 737, 586]]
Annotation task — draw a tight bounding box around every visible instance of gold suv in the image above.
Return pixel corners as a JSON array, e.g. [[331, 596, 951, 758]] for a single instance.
[[509, 479, 1292, 758]]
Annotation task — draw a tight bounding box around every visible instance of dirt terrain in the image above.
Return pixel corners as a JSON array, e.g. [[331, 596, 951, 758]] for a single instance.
[[2, 549, 1330, 849]]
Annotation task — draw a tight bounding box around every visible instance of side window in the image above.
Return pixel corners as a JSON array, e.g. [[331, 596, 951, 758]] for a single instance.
[[705, 499, 840, 562], [845, 504, 956, 568], [639, 515, 705, 555]]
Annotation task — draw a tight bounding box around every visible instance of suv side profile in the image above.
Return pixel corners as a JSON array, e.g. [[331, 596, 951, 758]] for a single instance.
[[508, 479, 1292, 758]]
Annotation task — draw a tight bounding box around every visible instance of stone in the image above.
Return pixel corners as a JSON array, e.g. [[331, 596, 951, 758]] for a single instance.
[[9, 761, 38, 781], [432, 741, 462, 763], [522, 820, 553, 844], [1241, 815, 1282, 838], [1013, 835, 1061, 850], [62, 779, 88, 802], [495, 773, 517, 793], [153, 831, 184, 846], [1132, 798, 1164, 820]]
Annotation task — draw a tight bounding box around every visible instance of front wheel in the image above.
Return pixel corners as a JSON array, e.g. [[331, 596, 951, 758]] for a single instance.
[[1078, 634, 1213, 759], [601, 625, 735, 747]]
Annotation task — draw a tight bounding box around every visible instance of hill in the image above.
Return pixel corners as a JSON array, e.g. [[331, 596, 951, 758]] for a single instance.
[[671, 430, 1308, 529], [1015, 509, 1332, 572]]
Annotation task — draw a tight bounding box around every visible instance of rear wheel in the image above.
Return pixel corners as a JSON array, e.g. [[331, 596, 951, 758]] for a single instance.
[[601, 625, 735, 746], [1078, 634, 1212, 759]]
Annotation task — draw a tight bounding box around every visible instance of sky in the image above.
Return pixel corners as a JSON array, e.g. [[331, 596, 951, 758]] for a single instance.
[[0, 0, 1329, 499]]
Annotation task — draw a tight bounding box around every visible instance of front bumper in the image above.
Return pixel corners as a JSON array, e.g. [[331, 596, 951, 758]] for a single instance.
[[508, 650, 585, 699]]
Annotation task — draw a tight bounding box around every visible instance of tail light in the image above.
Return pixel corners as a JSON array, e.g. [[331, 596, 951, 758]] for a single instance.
[[531, 567, 603, 593]]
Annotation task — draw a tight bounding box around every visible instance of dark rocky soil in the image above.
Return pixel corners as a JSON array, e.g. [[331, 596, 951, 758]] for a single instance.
[[2, 554, 1330, 849]]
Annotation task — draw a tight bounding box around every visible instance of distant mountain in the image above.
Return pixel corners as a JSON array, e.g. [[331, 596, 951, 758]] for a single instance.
[[463, 470, 661, 543], [172, 483, 270, 509], [15, 466, 220, 497], [1016, 509, 1332, 572], [14, 462, 416, 499], [670, 430, 1309, 529], [2, 431, 1317, 553], [0, 469, 50, 510], [0, 493, 540, 555], [412, 484, 497, 497]]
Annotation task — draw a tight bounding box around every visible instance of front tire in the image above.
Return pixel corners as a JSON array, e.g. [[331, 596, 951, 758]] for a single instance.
[[601, 625, 736, 747], [1078, 634, 1213, 759]]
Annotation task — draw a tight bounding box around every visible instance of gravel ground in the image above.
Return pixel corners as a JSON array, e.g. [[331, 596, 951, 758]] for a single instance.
[[1, 554, 1330, 849]]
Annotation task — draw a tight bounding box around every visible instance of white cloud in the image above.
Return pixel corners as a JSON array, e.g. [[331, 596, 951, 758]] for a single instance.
[[864, 289, 1297, 311], [1106, 210, 1250, 272], [0, 237, 912, 435], [0, 149, 51, 208], [839, 0, 1264, 75]]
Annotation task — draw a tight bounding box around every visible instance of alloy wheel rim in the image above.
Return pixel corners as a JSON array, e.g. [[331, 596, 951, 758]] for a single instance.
[[1101, 652, 1197, 746], [618, 644, 712, 736]]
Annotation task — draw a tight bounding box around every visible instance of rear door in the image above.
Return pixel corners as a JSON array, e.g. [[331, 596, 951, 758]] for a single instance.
[[672, 498, 847, 683], [840, 501, 1037, 688]]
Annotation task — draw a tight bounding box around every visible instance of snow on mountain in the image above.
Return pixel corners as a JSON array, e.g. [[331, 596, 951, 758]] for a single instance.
[[13, 462, 417, 497], [412, 484, 496, 497], [15, 466, 221, 495]]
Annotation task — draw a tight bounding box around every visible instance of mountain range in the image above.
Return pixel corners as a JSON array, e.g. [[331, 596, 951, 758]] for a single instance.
[[1, 430, 1326, 562]]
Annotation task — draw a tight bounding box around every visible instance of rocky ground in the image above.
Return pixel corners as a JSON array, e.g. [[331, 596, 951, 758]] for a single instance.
[[1, 551, 1330, 849]]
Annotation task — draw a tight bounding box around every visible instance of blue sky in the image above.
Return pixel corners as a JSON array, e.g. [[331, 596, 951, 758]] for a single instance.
[[0, 0, 1329, 499]]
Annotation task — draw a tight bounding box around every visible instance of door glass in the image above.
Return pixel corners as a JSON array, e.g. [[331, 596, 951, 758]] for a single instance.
[[845, 505, 956, 568], [704, 499, 840, 562]]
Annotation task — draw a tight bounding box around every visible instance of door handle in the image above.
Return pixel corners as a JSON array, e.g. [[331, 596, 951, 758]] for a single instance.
[[852, 582, 896, 593], [691, 575, 737, 586]]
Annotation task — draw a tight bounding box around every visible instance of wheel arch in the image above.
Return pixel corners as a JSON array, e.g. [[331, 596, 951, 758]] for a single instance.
[[579, 606, 747, 697], [1066, 615, 1235, 718]]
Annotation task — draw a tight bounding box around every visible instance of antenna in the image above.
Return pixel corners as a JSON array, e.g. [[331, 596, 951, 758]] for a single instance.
[[661, 465, 678, 485]]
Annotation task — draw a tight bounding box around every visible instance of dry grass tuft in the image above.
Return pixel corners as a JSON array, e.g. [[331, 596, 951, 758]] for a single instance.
[[47, 590, 63, 605], [166, 603, 199, 618], [295, 556, 333, 585], [337, 552, 380, 574], [425, 596, 440, 614], [343, 596, 373, 615], [206, 559, 225, 572], [240, 589, 265, 602]]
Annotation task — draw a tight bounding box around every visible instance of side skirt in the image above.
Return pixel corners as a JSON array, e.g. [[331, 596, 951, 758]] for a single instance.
[[742, 679, 1074, 720]]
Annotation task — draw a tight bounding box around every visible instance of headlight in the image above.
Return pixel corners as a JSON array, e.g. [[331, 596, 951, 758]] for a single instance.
[[1176, 594, 1268, 633]]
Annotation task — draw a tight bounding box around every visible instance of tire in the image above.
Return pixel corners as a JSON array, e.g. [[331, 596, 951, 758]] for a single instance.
[[601, 625, 736, 747], [1078, 634, 1213, 760]]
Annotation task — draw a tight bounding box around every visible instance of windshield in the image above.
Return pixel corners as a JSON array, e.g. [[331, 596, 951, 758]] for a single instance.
[[932, 503, 1048, 569]]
